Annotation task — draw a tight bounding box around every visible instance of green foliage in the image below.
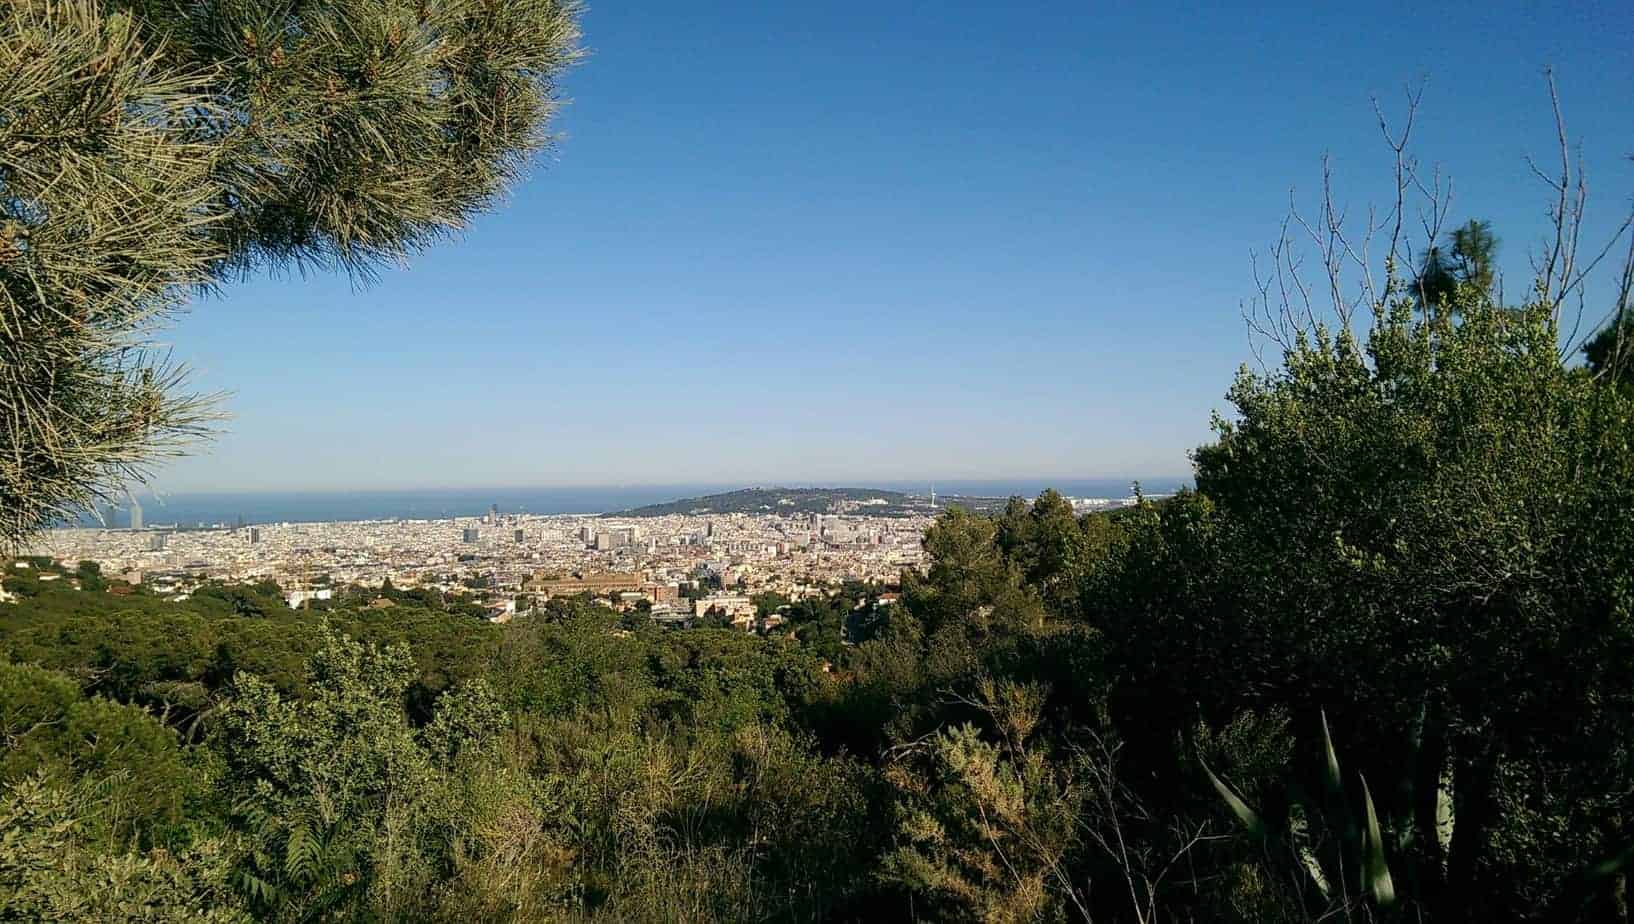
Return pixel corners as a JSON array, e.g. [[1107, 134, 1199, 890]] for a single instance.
[[0, 660, 193, 846], [881, 684, 1088, 923], [75, 559, 106, 592], [0, 774, 246, 922], [1204, 711, 1398, 914], [1, 0, 581, 547], [905, 506, 1046, 638], [995, 489, 1114, 615], [1414, 218, 1499, 315], [1583, 311, 1634, 387], [215, 629, 511, 920], [0, 0, 226, 547], [1107, 294, 1634, 918], [750, 590, 790, 617], [0, 576, 501, 726], [3, 265, 1632, 920]]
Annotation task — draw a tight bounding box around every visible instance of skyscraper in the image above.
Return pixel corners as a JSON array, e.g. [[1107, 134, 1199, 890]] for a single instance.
[[129, 499, 143, 531], [249, 527, 262, 544], [463, 528, 480, 543]]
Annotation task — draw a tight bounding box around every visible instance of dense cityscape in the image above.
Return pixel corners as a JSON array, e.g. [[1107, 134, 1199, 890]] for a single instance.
[[21, 489, 1149, 631]]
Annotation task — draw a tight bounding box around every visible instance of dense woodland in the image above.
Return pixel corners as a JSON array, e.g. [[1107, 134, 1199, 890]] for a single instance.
[[4, 296, 1634, 922]]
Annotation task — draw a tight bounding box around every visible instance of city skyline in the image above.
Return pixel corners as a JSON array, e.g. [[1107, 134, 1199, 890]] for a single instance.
[[145, 0, 1633, 493], [26, 488, 1156, 625], [85, 478, 1189, 530]]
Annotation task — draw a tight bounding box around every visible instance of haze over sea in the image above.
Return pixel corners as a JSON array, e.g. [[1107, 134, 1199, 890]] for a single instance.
[[94, 479, 1189, 527]]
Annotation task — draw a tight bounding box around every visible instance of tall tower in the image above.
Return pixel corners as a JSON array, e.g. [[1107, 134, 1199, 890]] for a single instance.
[[929, 485, 936, 509], [129, 496, 143, 530]]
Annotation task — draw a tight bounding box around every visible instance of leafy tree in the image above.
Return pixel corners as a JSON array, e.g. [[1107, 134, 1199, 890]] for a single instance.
[[902, 506, 1046, 639], [0, 660, 82, 774], [1, 0, 581, 547], [0, 775, 247, 923], [215, 629, 512, 920], [74, 559, 106, 592], [1447, 220, 1499, 296], [194, 581, 280, 618], [845, 598, 892, 645], [620, 603, 653, 631], [878, 678, 1190, 923], [0, 660, 195, 847], [751, 591, 790, 618], [881, 686, 1087, 923], [994, 489, 1119, 616], [792, 601, 846, 663], [1583, 311, 1634, 387], [1112, 294, 1634, 919]]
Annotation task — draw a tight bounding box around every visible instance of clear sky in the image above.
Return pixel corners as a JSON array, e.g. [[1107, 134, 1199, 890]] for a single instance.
[[152, 0, 1633, 493]]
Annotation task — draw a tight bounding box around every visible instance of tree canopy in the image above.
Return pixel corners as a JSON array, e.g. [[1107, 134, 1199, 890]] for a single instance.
[[1415, 218, 1499, 315], [0, 0, 581, 547], [1583, 311, 1634, 387]]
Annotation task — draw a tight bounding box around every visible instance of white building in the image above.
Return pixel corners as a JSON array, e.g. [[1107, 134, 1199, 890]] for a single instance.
[[287, 588, 333, 609]]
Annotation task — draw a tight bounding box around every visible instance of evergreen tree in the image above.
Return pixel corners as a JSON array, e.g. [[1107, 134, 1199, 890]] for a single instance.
[[1448, 219, 1499, 295], [1415, 219, 1499, 316], [1583, 311, 1634, 387], [0, 0, 581, 547]]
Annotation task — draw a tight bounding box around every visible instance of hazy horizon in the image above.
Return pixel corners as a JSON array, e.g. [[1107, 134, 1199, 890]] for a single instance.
[[81, 478, 1192, 528], [131, 473, 1191, 497]]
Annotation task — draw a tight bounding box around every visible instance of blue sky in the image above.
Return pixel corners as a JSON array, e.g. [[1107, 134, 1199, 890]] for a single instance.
[[153, 0, 1633, 492]]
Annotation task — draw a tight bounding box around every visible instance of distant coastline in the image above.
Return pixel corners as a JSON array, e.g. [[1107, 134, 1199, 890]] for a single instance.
[[72, 478, 1190, 529]]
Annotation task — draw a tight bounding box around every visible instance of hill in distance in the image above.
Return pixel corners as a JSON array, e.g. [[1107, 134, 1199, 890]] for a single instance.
[[607, 486, 1005, 518]]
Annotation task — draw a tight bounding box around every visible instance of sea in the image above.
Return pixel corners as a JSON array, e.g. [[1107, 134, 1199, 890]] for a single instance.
[[79, 478, 1190, 529]]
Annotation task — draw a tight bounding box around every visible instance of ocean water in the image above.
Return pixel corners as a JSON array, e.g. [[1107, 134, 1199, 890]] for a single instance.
[[81, 478, 1189, 528]]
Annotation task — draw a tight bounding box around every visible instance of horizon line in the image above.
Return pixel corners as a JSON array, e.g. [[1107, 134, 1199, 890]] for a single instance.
[[135, 475, 1195, 497]]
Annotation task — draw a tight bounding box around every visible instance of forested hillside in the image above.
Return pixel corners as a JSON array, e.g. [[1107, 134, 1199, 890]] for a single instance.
[[5, 296, 1634, 921]]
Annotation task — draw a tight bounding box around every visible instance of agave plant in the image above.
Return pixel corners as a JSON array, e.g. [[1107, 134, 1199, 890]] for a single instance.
[[1202, 710, 1397, 914], [1204, 707, 1634, 921]]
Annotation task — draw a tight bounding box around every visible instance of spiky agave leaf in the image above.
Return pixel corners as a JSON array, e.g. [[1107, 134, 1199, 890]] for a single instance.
[[1320, 710, 1342, 796], [1201, 759, 1265, 839], [1358, 774, 1396, 905]]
